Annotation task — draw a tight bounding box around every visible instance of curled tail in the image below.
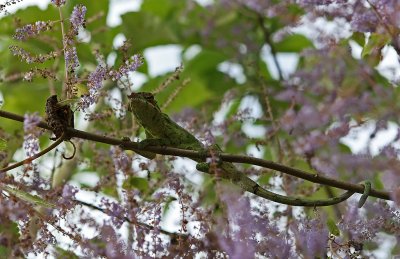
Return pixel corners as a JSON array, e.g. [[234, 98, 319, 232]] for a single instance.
[[199, 161, 355, 207]]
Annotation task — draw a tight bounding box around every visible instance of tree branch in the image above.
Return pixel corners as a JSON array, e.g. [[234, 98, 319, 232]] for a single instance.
[[75, 199, 187, 240], [0, 110, 391, 200], [0, 132, 66, 172], [257, 15, 284, 80]]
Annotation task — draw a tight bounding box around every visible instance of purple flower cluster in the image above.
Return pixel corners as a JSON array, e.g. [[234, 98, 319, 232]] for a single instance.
[[65, 46, 79, 72], [291, 217, 329, 257], [370, 0, 400, 27], [24, 112, 41, 132], [23, 113, 42, 157], [217, 188, 257, 258], [14, 21, 51, 41], [70, 4, 87, 34], [350, 10, 379, 33], [23, 133, 39, 157], [79, 65, 107, 110], [101, 198, 126, 228], [339, 201, 397, 242], [9, 45, 59, 64], [0, 194, 29, 221], [51, 0, 66, 7], [109, 54, 144, 81], [9, 45, 34, 64], [109, 146, 131, 172]]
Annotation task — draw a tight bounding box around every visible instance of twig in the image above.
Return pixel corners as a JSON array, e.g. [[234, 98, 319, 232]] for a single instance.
[[75, 199, 186, 240], [0, 132, 66, 172], [257, 15, 283, 80]]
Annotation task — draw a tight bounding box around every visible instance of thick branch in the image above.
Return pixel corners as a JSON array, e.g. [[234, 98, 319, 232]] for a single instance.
[[0, 110, 391, 200]]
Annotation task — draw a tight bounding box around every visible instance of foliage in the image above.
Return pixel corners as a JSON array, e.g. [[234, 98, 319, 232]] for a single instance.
[[0, 0, 399, 258]]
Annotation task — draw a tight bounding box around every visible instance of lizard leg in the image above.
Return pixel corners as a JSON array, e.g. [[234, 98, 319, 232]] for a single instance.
[[136, 138, 174, 160], [139, 138, 172, 149], [119, 137, 156, 160], [196, 162, 211, 172]]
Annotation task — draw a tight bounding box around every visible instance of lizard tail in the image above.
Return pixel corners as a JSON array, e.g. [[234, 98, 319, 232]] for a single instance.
[[252, 184, 354, 207], [232, 169, 355, 206]]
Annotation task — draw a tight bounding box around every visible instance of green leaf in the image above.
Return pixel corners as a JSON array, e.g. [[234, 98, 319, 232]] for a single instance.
[[0, 221, 20, 243], [141, 0, 184, 18], [274, 34, 313, 53], [361, 33, 390, 58], [258, 173, 272, 186], [0, 138, 6, 151], [58, 98, 80, 106], [373, 172, 384, 190], [1, 185, 56, 208], [55, 247, 79, 259], [121, 12, 179, 50], [215, 11, 237, 27], [351, 32, 365, 46], [123, 176, 149, 193], [225, 98, 241, 118], [0, 246, 10, 257], [0, 81, 50, 132], [162, 196, 178, 217], [102, 186, 119, 198], [327, 218, 340, 236]]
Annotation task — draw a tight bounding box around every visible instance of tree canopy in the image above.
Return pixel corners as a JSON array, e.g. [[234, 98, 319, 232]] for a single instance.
[[0, 0, 399, 258]]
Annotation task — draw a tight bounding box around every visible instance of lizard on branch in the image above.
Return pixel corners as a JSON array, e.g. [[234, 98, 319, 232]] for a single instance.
[[127, 92, 355, 206]]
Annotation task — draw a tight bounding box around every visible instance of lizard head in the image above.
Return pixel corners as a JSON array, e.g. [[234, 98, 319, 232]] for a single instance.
[[128, 92, 161, 112], [128, 92, 164, 130]]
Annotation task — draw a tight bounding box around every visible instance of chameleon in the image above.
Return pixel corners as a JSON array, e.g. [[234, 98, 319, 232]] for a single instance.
[[127, 92, 356, 206]]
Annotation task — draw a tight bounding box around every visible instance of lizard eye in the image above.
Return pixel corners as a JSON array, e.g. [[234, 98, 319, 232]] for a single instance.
[[143, 93, 154, 101]]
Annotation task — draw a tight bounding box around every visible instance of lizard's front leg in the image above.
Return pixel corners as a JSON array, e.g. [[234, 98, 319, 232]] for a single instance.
[[196, 144, 224, 174], [138, 138, 173, 149]]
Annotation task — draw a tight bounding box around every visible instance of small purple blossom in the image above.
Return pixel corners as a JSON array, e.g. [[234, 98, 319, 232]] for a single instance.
[[14, 21, 51, 41], [70, 4, 87, 34], [51, 0, 66, 7], [23, 70, 35, 81], [62, 184, 78, 199], [109, 54, 144, 81]]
